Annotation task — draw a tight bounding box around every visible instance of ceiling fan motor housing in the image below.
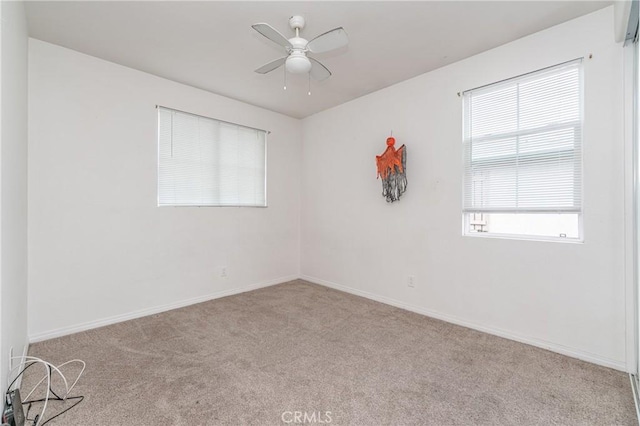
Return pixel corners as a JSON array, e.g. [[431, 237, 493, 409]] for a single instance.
[[288, 36, 308, 50]]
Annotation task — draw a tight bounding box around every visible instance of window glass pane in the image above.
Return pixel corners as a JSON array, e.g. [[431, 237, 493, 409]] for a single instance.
[[467, 213, 580, 239], [519, 68, 581, 130], [470, 85, 518, 138], [158, 107, 266, 207], [462, 60, 583, 240]]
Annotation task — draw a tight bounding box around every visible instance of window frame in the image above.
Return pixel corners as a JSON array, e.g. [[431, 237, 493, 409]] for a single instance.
[[156, 106, 268, 208], [461, 60, 584, 242]]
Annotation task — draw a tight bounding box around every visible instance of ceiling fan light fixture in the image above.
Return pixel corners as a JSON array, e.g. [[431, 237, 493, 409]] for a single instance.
[[252, 15, 347, 86], [285, 53, 311, 74]]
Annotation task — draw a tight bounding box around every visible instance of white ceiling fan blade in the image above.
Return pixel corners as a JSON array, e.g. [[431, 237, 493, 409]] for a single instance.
[[309, 58, 331, 81], [251, 23, 293, 49], [255, 57, 287, 74], [307, 27, 348, 53]]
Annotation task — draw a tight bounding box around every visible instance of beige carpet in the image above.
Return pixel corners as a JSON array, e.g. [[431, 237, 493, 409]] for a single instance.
[[22, 280, 636, 425]]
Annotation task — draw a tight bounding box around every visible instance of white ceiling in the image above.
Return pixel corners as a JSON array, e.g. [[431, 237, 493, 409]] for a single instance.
[[25, 1, 611, 119]]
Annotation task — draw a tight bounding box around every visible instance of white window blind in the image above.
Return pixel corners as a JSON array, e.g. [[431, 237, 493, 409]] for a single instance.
[[462, 59, 583, 214], [158, 107, 267, 207]]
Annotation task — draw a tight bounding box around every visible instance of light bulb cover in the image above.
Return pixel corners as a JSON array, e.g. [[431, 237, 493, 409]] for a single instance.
[[285, 53, 311, 74]]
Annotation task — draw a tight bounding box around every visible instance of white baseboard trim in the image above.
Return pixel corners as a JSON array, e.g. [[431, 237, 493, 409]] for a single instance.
[[301, 274, 627, 372], [29, 275, 299, 343], [630, 374, 640, 425]]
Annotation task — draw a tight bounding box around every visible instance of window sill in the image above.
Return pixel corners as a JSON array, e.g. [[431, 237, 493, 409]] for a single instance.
[[463, 232, 584, 244], [157, 204, 268, 208]]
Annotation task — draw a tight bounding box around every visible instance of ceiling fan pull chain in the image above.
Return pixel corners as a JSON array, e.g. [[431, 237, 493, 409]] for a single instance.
[[308, 73, 312, 96], [283, 66, 287, 90]]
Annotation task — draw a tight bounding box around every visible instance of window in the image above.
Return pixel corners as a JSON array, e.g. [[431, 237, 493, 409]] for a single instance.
[[158, 107, 267, 207], [462, 59, 583, 241]]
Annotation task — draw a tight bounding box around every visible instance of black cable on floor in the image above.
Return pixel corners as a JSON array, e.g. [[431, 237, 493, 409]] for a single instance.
[[8, 362, 85, 425], [24, 395, 84, 426]]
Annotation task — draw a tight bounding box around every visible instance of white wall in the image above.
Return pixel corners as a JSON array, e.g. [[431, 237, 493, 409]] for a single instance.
[[301, 7, 627, 370], [28, 39, 302, 340], [1, 0, 29, 390], [27, 6, 629, 371]]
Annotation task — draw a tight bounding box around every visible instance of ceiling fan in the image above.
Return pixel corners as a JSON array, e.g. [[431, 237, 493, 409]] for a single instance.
[[252, 15, 348, 83]]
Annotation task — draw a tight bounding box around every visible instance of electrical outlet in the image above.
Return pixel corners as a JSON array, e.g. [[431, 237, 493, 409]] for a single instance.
[[408, 275, 415, 288], [220, 267, 228, 278]]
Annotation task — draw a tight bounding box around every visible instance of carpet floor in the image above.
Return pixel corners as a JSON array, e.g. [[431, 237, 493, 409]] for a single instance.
[[22, 280, 636, 425]]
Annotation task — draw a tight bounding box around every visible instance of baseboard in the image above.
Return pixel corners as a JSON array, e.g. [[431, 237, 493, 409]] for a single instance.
[[301, 274, 627, 372], [29, 275, 299, 343], [630, 374, 640, 425]]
